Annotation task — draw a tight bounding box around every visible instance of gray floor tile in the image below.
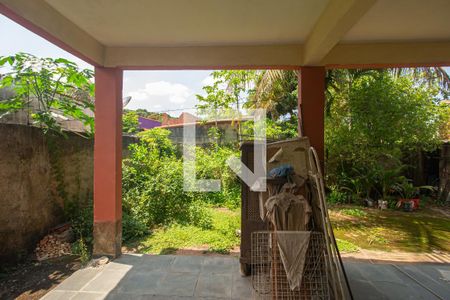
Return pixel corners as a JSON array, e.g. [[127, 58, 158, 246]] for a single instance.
[[155, 272, 198, 296], [114, 253, 145, 265], [139, 255, 176, 272], [202, 256, 236, 274], [54, 268, 101, 291], [82, 267, 131, 293], [41, 290, 78, 300], [231, 274, 252, 300], [71, 291, 107, 300], [396, 264, 450, 299], [195, 273, 232, 298], [170, 256, 205, 273], [115, 270, 166, 294]]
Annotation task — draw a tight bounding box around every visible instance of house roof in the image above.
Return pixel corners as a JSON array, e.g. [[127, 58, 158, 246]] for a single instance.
[[159, 117, 253, 129], [1, 0, 449, 68]]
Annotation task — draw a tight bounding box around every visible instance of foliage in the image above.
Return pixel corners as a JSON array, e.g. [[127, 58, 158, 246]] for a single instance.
[[248, 70, 298, 121], [196, 71, 257, 135], [325, 70, 448, 203], [122, 211, 148, 241], [197, 147, 241, 208], [64, 200, 93, 246], [241, 118, 297, 141], [64, 200, 93, 261], [336, 239, 359, 253], [392, 177, 435, 199], [137, 127, 177, 157], [122, 127, 241, 237], [327, 189, 349, 205], [0, 53, 94, 136], [339, 208, 367, 218], [123, 110, 140, 134], [71, 238, 90, 264]]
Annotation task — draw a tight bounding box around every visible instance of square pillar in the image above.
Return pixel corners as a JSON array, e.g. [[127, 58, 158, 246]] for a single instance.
[[298, 67, 325, 166], [93, 67, 123, 258]]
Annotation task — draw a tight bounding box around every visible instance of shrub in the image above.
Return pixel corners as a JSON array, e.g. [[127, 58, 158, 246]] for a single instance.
[[64, 200, 93, 245], [188, 201, 213, 230], [122, 127, 241, 236], [327, 189, 348, 204], [194, 146, 241, 208], [122, 211, 148, 241]]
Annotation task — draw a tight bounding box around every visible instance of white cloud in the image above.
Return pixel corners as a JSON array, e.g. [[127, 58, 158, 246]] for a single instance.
[[129, 81, 192, 104], [201, 75, 215, 86]]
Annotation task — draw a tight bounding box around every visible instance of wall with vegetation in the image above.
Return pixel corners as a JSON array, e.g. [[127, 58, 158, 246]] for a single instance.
[[0, 124, 135, 263]]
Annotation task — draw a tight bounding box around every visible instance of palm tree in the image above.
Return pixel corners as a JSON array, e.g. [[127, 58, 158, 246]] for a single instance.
[[251, 67, 450, 118]]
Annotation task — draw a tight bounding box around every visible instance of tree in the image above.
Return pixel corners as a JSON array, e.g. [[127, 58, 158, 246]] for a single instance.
[[0, 53, 94, 136], [123, 110, 140, 134], [248, 70, 298, 120], [196, 70, 257, 133], [325, 70, 449, 201], [196, 81, 234, 126]]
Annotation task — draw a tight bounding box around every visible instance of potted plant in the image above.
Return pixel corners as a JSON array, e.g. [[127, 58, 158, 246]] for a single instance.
[[375, 166, 403, 210], [393, 178, 434, 211]]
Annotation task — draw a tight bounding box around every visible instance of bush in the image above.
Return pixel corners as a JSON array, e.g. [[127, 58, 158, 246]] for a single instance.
[[64, 200, 93, 245], [194, 146, 241, 208], [122, 127, 240, 238], [188, 201, 213, 230], [327, 189, 348, 204], [325, 71, 448, 204], [122, 211, 148, 241]]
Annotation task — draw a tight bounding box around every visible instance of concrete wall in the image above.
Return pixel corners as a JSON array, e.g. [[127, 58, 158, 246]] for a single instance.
[[0, 124, 136, 263], [165, 122, 239, 145]]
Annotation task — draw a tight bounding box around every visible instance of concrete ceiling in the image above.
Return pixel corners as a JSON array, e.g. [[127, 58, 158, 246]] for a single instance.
[[45, 0, 329, 47], [343, 0, 450, 42], [1, 0, 449, 68]]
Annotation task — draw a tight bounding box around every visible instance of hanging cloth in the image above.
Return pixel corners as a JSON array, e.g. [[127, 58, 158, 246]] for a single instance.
[[276, 231, 311, 290], [265, 183, 312, 231]]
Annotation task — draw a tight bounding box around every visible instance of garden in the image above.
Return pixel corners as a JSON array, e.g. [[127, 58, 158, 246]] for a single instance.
[[1, 54, 449, 261]]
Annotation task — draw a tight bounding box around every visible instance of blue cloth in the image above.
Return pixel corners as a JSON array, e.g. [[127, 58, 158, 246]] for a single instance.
[[268, 164, 294, 178]]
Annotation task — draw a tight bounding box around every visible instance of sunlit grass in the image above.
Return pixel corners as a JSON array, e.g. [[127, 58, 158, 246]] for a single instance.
[[330, 205, 450, 252], [336, 238, 359, 253], [125, 208, 240, 255]]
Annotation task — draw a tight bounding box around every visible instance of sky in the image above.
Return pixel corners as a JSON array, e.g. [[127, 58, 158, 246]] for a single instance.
[[0, 14, 212, 117]]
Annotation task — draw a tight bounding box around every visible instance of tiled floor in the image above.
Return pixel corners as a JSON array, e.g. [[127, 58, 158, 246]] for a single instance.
[[345, 261, 450, 300], [42, 254, 450, 299], [42, 254, 252, 300]]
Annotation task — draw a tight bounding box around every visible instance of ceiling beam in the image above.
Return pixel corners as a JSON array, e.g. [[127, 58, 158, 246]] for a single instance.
[[324, 42, 450, 68], [104, 45, 303, 69], [0, 0, 104, 66], [303, 0, 377, 66]]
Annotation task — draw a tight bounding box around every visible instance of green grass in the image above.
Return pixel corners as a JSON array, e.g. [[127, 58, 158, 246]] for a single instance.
[[330, 205, 450, 253], [125, 208, 240, 255], [339, 208, 367, 217], [336, 239, 359, 253]]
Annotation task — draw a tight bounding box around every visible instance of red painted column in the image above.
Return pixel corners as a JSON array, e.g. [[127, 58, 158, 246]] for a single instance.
[[93, 67, 123, 258], [298, 67, 326, 168]]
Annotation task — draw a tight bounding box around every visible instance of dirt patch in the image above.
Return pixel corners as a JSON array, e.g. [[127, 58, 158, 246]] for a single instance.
[[0, 255, 81, 300], [342, 249, 450, 264], [123, 245, 240, 257]]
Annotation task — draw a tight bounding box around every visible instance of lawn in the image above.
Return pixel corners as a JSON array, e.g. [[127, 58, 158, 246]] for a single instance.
[[124, 208, 240, 255], [124, 204, 449, 256], [330, 205, 450, 253]]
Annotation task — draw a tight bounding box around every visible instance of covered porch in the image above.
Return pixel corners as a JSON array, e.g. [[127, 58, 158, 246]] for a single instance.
[[1, 0, 448, 257], [1, 2, 449, 299]]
